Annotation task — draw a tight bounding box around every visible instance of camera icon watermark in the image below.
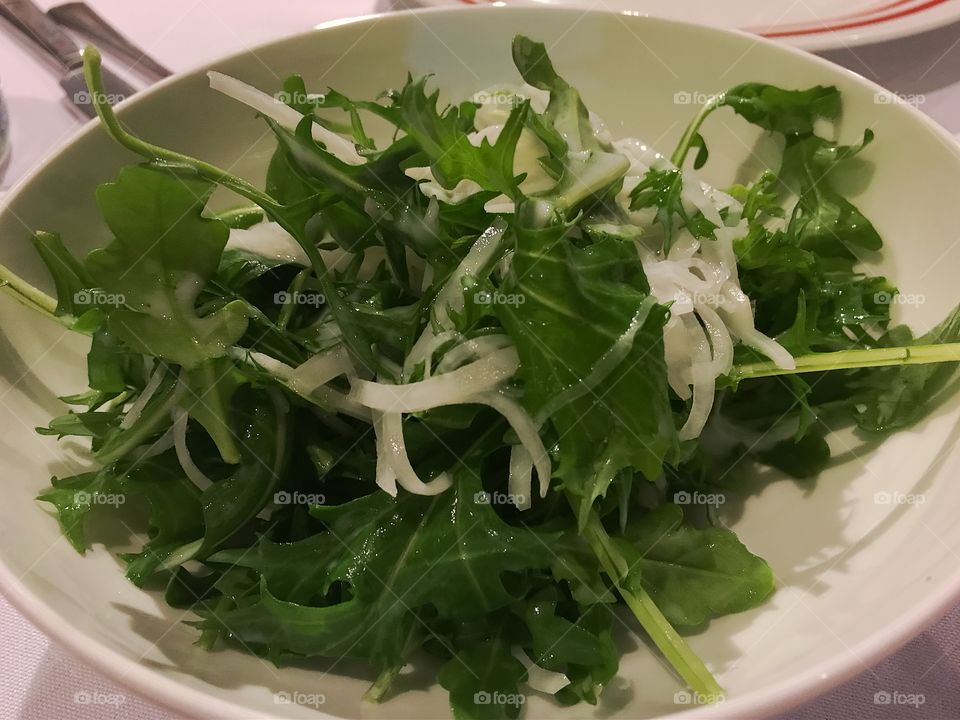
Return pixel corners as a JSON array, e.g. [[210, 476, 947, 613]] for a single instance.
[[473, 490, 527, 507], [873, 291, 925, 307], [74, 691, 125, 707], [73, 491, 126, 507], [673, 490, 726, 507], [873, 491, 925, 506], [873, 690, 925, 707], [473, 690, 525, 707], [473, 290, 525, 307], [873, 92, 926, 107], [274, 691, 326, 708], [274, 291, 325, 308], [73, 90, 127, 107], [74, 289, 125, 307], [273, 491, 326, 506], [673, 90, 716, 106], [472, 90, 520, 106], [674, 690, 725, 705], [274, 90, 325, 106]]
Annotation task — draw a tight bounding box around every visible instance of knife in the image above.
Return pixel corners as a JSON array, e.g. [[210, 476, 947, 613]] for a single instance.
[[0, 0, 135, 118], [47, 2, 171, 83]]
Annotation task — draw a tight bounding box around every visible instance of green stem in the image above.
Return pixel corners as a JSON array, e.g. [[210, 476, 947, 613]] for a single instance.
[[0, 265, 76, 329], [574, 497, 723, 698], [82, 46, 376, 374], [363, 665, 403, 703], [671, 96, 722, 167], [732, 343, 960, 380]]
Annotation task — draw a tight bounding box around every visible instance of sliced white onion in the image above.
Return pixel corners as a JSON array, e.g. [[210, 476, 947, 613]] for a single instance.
[[405, 221, 508, 371], [434, 334, 514, 375], [288, 346, 354, 395], [512, 647, 570, 694], [374, 411, 452, 496], [172, 408, 214, 491], [402, 330, 461, 381], [373, 412, 398, 497], [208, 71, 364, 165], [695, 302, 734, 377], [718, 285, 796, 369], [238, 349, 371, 420], [128, 427, 175, 461], [351, 347, 519, 414], [471, 390, 550, 498], [121, 363, 165, 429], [678, 315, 717, 441], [508, 445, 534, 512]]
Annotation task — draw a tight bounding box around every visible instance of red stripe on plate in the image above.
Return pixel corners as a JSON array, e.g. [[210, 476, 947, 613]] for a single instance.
[[762, 0, 951, 37]]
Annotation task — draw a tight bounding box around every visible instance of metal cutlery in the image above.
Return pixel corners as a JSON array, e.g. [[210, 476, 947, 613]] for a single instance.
[[0, 0, 135, 118], [47, 2, 171, 83]]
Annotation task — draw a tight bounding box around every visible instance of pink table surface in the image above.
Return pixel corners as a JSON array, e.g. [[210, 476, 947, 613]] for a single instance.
[[1, 1, 959, 718]]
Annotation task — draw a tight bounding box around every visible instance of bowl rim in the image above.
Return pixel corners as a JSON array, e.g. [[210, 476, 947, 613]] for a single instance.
[[2, 6, 960, 719]]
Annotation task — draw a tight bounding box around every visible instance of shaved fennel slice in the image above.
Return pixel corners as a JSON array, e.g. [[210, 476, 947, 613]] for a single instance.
[[207, 72, 364, 165], [374, 411, 452, 496], [508, 445, 534, 511], [172, 408, 214, 491], [471, 390, 551, 498], [351, 347, 520, 414]]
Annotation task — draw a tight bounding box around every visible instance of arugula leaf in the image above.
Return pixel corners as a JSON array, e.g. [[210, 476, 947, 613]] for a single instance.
[[201, 468, 556, 666], [854, 303, 960, 432], [85, 165, 249, 368], [780, 130, 881, 257], [178, 358, 245, 464], [496, 226, 676, 526], [623, 505, 775, 627], [396, 75, 531, 199], [30, 231, 96, 319], [512, 36, 629, 222], [719, 83, 841, 137], [438, 638, 527, 720]]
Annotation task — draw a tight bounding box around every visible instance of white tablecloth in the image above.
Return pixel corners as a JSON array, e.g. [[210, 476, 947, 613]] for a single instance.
[[2, 1, 960, 718]]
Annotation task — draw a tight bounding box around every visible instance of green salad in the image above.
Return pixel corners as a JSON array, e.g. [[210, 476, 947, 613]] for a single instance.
[[4, 35, 960, 718]]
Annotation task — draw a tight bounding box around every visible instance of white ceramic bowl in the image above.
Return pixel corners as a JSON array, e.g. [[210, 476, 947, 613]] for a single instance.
[[2, 7, 960, 720]]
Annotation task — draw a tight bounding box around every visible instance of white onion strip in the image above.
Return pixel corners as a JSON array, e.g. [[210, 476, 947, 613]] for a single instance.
[[512, 647, 570, 694], [350, 347, 520, 414], [678, 315, 716, 441], [172, 408, 214, 491], [508, 445, 534, 511], [407, 220, 508, 362], [435, 334, 514, 375], [208, 72, 364, 165], [238, 349, 370, 420], [121, 363, 166, 429], [471, 390, 550, 498], [374, 411, 453, 496], [288, 346, 354, 395]]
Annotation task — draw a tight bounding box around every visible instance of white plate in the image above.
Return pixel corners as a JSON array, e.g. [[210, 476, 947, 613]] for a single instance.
[[403, 0, 960, 50], [3, 7, 960, 720]]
